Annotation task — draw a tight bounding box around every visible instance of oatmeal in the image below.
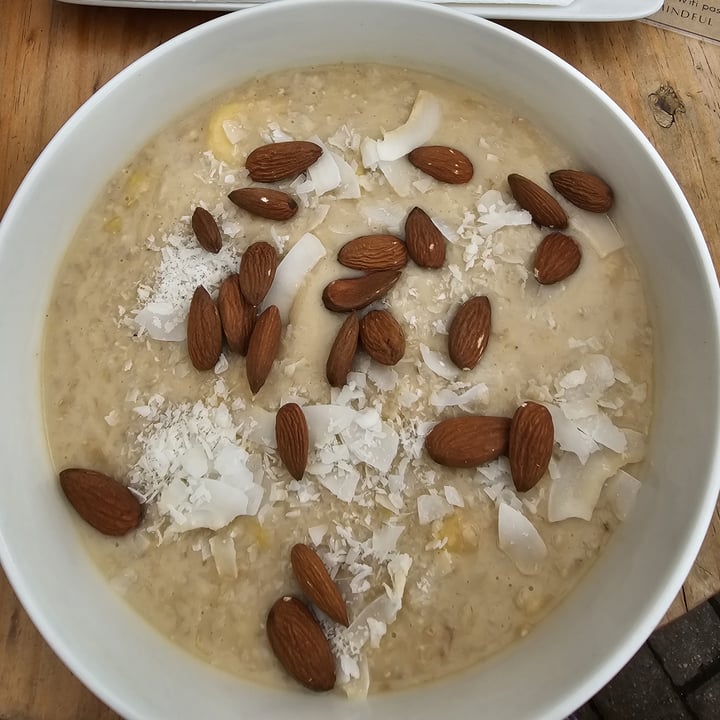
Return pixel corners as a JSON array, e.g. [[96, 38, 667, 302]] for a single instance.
[[43, 64, 652, 695]]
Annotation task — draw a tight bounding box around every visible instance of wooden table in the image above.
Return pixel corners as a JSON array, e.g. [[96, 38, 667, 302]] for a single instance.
[[1, 1, 719, 716]]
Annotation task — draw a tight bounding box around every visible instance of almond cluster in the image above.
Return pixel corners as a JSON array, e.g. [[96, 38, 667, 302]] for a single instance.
[[508, 169, 614, 284], [266, 542, 350, 692], [188, 210, 283, 394], [426, 401, 555, 493]]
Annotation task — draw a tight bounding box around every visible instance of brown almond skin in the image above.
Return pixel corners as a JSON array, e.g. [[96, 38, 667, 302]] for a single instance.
[[426, 416, 511, 468], [550, 169, 614, 213], [275, 403, 309, 481], [326, 312, 360, 387], [59, 468, 142, 536], [448, 296, 491, 370], [218, 274, 255, 355], [409, 146, 474, 184], [322, 270, 402, 313], [509, 402, 554, 492], [508, 173, 568, 229], [187, 286, 223, 371], [534, 232, 582, 285], [291, 543, 349, 627], [246, 305, 282, 394], [228, 187, 298, 221], [266, 596, 336, 692], [404, 207, 446, 268], [239, 241, 278, 305], [337, 235, 408, 272], [359, 310, 405, 366], [246, 141, 322, 182], [191, 206, 222, 254]]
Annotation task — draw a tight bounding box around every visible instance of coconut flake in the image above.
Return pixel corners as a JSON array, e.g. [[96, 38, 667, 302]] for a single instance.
[[134, 302, 187, 341], [238, 407, 277, 448], [562, 355, 615, 401], [360, 137, 380, 170], [572, 211, 624, 258], [420, 344, 459, 380], [304, 404, 358, 445], [366, 618, 387, 649], [544, 403, 598, 464], [222, 119, 245, 145], [417, 495, 452, 525], [327, 554, 412, 696], [559, 369, 587, 389], [575, 413, 627, 453], [318, 470, 361, 503], [430, 383, 488, 410], [375, 91, 442, 162], [308, 525, 328, 546], [606, 469, 641, 521], [547, 449, 626, 522], [129, 400, 266, 536], [372, 524, 405, 561], [367, 363, 398, 392], [329, 151, 361, 199], [306, 136, 342, 196], [377, 158, 420, 197], [497, 503, 547, 575], [260, 232, 326, 323], [158, 477, 251, 533], [209, 536, 237, 577], [305, 203, 330, 232], [444, 485, 465, 507], [341, 417, 399, 474], [475, 189, 532, 238], [104, 410, 119, 427], [622, 428, 647, 463], [134, 230, 239, 341]]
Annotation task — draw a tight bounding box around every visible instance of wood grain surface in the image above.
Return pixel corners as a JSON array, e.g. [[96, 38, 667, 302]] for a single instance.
[[1, 1, 719, 717]]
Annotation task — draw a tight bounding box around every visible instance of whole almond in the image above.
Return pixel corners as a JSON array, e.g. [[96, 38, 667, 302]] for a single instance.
[[322, 270, 402, 313], [266, 595, 336, 692], [359, 310, 405, 366], [246, 305, 281, 394], [59, 468, 142, 536], [425, 416, 511, 468], [534, 232, 582, 285], [291, 543, 349, 627], [509, 402, 554, 492], [448, 296, 491, 370], [337, 235, 407, 272], [191, 206, 222, 253], [246, 141, 323, 182], [404, 206, 446, 268], [409, 146, 474, 184], [275, 403, 309, 481], [326, 312, 360, 387], [187, 285, 223, 371], [228, 187, 298, 221], [218, 274, 255, 355], [508, 173, 568, 229], [550, 169, 614, 213], [239, 241, 278, 305]]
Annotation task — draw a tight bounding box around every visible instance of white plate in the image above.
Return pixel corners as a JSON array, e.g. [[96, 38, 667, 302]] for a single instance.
[[58, 0, 663, 21]]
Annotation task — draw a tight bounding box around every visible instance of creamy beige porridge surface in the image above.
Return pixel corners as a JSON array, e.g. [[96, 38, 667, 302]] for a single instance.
[[43, 64, 653, 695]]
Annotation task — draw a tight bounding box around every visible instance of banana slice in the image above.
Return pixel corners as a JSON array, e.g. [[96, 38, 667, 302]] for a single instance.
[[206, 102, 245, 164], [123, 170, 150, 207]]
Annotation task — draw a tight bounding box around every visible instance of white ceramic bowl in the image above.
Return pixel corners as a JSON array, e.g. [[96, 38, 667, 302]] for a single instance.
[[1, 2, 719, 718]]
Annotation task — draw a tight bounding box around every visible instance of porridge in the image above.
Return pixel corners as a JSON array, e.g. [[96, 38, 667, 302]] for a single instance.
[[43, 64, 652, 695]]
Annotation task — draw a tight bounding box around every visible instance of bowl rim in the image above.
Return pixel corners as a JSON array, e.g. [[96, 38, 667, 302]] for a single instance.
[[1, 1, 720, 718]]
